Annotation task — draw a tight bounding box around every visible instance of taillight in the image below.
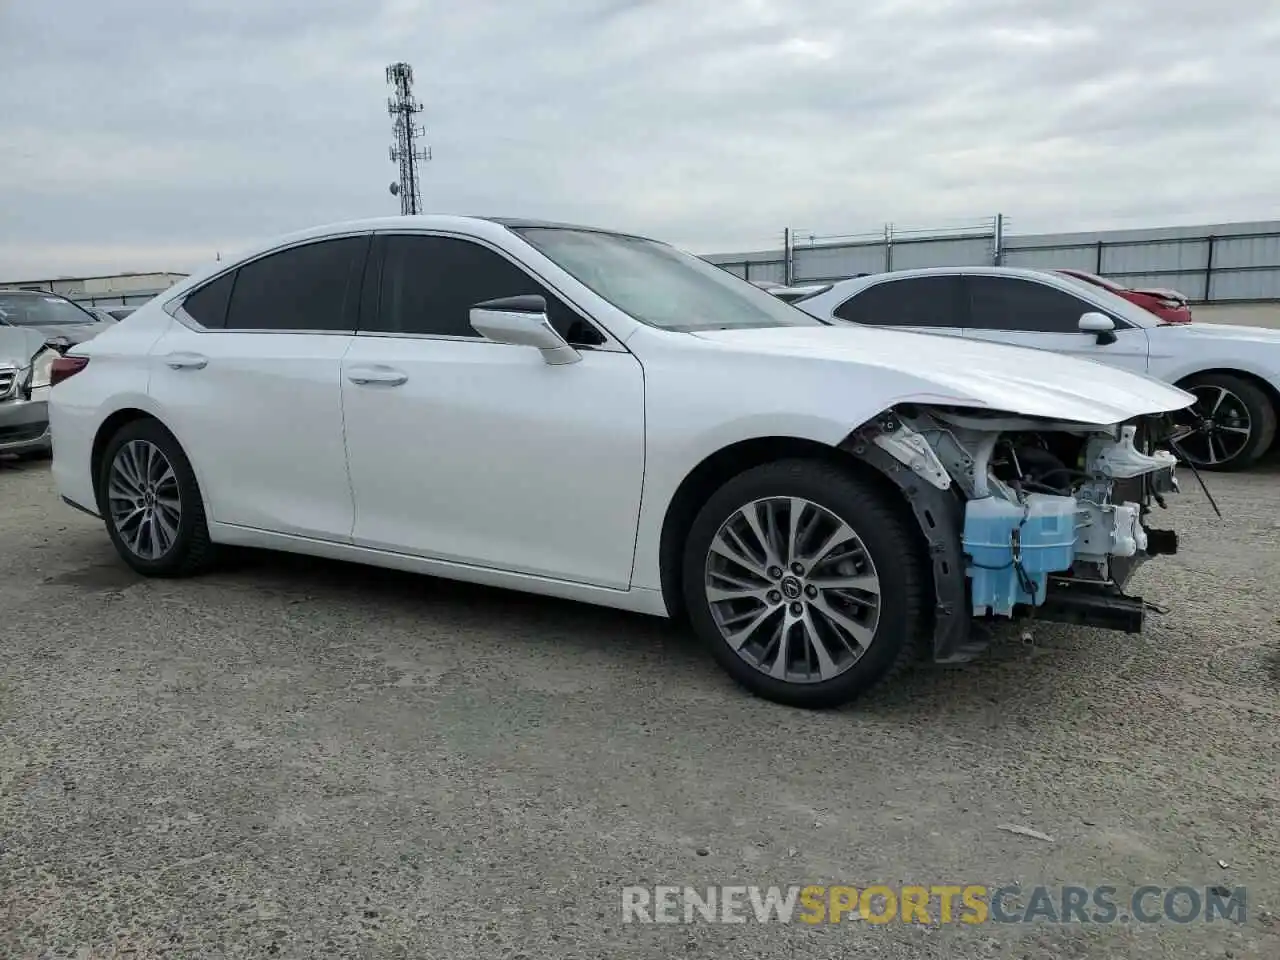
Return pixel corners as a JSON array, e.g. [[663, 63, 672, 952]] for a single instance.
[[50, 356, 90, 386]]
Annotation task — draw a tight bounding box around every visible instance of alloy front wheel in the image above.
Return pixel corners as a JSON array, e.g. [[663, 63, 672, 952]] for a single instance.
[[705, 497, 881, 684], [683, 459, 927, 709]]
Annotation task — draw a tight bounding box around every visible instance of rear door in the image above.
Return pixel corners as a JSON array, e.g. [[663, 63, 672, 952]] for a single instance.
[[148, 234, 369, 539], [831, 275, 967, 338], [960, 274, 1150, 373]]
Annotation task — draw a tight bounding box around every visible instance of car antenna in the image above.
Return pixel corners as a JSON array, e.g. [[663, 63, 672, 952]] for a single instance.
[[1169, 438, 1223, 519]]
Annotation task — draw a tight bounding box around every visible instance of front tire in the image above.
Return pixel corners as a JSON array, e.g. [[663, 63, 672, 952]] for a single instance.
[[682, 459, 928, 708], [96, 418, 216, 577], [1173, 373, 1277, 471]]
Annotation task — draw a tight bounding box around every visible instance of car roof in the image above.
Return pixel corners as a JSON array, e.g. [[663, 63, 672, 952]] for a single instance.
[[838, 265, 1075, 282], [1, 288, 72, 299], [159, 215, 668, 306], [803, 265, 1160, 329], [261, 214, 649, 243], [819, 264, 1137, 292]]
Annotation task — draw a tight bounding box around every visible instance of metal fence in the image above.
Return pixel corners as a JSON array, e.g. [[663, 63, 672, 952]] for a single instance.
[[707, 217, 1280, 303]]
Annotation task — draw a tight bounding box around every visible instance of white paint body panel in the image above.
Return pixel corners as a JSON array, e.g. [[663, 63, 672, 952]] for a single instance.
[[1144, 322, 1280, 392], [341, 335, 645, 587], [50, 218, 1196, 618], [148, 324, 355, 540], [801, 266, 1280, 397], [48, 308, 171, 511]]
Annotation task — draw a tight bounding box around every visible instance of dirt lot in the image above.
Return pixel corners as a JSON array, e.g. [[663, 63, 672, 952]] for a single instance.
[[2, 456, 1278, 959]]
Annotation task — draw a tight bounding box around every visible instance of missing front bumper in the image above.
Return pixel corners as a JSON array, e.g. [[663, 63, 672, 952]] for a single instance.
[[1032, 579, 1146, 634]]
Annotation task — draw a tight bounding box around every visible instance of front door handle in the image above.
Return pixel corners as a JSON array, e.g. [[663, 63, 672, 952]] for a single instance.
[[165, 352, 208, 370], [347, 365, 408, 387]]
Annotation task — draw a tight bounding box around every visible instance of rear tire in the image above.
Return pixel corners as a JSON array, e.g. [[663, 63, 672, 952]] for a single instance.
[[1174, 373, 1276, 471], [96, 418, 216, 577], [682, 459, 928, 709]]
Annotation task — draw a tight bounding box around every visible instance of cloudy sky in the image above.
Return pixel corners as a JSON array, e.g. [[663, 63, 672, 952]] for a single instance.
[[1, 0, 1277, 278]]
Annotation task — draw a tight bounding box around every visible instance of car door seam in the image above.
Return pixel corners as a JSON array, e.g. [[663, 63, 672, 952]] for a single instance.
[[338, 334, 360, 542]]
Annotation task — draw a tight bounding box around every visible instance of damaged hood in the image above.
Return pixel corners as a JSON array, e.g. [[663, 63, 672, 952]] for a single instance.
[[10, 321, 109, 344], [691, 325, 1195, 425], [0, 326, 51, 369]]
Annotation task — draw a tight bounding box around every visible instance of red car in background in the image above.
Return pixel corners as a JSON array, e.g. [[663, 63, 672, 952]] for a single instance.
[[1054, 269, 1193, 324]]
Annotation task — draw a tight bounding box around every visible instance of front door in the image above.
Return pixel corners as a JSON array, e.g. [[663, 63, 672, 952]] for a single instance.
[[960, 274, 1150, 373], [340, 233, 646, 588]]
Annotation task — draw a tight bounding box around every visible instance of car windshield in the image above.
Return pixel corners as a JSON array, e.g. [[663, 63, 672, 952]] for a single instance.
[[513, 227, 824, 332], [0, 292, 95, 326]]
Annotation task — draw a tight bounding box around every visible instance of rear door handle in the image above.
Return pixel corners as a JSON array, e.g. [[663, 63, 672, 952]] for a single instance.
[[347, 365, 408, 387], [165, 352, 208, 370]]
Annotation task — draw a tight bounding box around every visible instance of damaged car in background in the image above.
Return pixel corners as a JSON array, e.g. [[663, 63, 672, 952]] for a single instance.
[[50, 216, 1198, 708], [0, 289, 114, 344], [0, 327, 65, 458]]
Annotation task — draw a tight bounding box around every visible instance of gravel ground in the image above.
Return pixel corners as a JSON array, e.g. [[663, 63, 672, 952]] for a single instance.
[[1, 455, 1277, 959]]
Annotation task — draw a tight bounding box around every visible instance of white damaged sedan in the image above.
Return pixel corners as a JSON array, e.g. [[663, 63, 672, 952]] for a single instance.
[[50, 217, 1194, 707]]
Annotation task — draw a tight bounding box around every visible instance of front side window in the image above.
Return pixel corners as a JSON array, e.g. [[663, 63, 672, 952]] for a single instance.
[[833, 276, 961, 327], [0, 292, 97, 327], [223, 236, 368, 332], [512, 227, 823, 333], [370, 235, 605, 346], [966, 276, 1106, 333]]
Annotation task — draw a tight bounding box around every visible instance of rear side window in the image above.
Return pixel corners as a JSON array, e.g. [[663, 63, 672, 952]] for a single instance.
[[833, 276, 962, 327], [182, 271, 235, 329], [370, 235, 606, 346], [224, 236, 368, 332]]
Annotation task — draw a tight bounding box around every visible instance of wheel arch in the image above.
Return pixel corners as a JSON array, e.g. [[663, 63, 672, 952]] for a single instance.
[[1175, 366, 1280, 415], [90, 408, 188, 502], [656, 434, 910, 621], [1175, 367, 1280, 453]]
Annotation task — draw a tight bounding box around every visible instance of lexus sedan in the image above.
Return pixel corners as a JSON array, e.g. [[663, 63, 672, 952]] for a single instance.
[[798, 266, 1280, 471], [50, 217, 1193, 708]]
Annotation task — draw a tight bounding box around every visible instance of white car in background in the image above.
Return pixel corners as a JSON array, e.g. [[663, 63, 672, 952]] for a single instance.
[[50, 217, 1192, 708], [797, 266, 1280, 470]]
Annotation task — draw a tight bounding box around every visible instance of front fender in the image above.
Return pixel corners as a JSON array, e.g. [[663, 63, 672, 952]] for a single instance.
[[628, 336, 980, 594]]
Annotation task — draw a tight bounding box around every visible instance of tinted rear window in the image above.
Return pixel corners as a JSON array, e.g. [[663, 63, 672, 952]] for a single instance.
[[224, 237, 368, 331], [182, 272, 235, 329]]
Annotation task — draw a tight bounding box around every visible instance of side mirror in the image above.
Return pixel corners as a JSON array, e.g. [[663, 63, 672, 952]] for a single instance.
[[1079, 311, 1117, 345], [469, 295, 581, 366]]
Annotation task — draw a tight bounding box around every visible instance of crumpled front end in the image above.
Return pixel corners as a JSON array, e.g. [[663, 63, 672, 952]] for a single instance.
[[0, 330, 62, 456], [844, 404, 1185, 661]]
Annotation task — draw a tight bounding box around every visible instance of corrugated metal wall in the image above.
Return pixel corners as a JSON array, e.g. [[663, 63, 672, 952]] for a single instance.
[[0, 272, 187, 309], [708, 219, 1280, 302]]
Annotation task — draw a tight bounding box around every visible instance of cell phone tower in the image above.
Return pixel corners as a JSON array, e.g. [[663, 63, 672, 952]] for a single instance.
[[386, 62, 431, 215]]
